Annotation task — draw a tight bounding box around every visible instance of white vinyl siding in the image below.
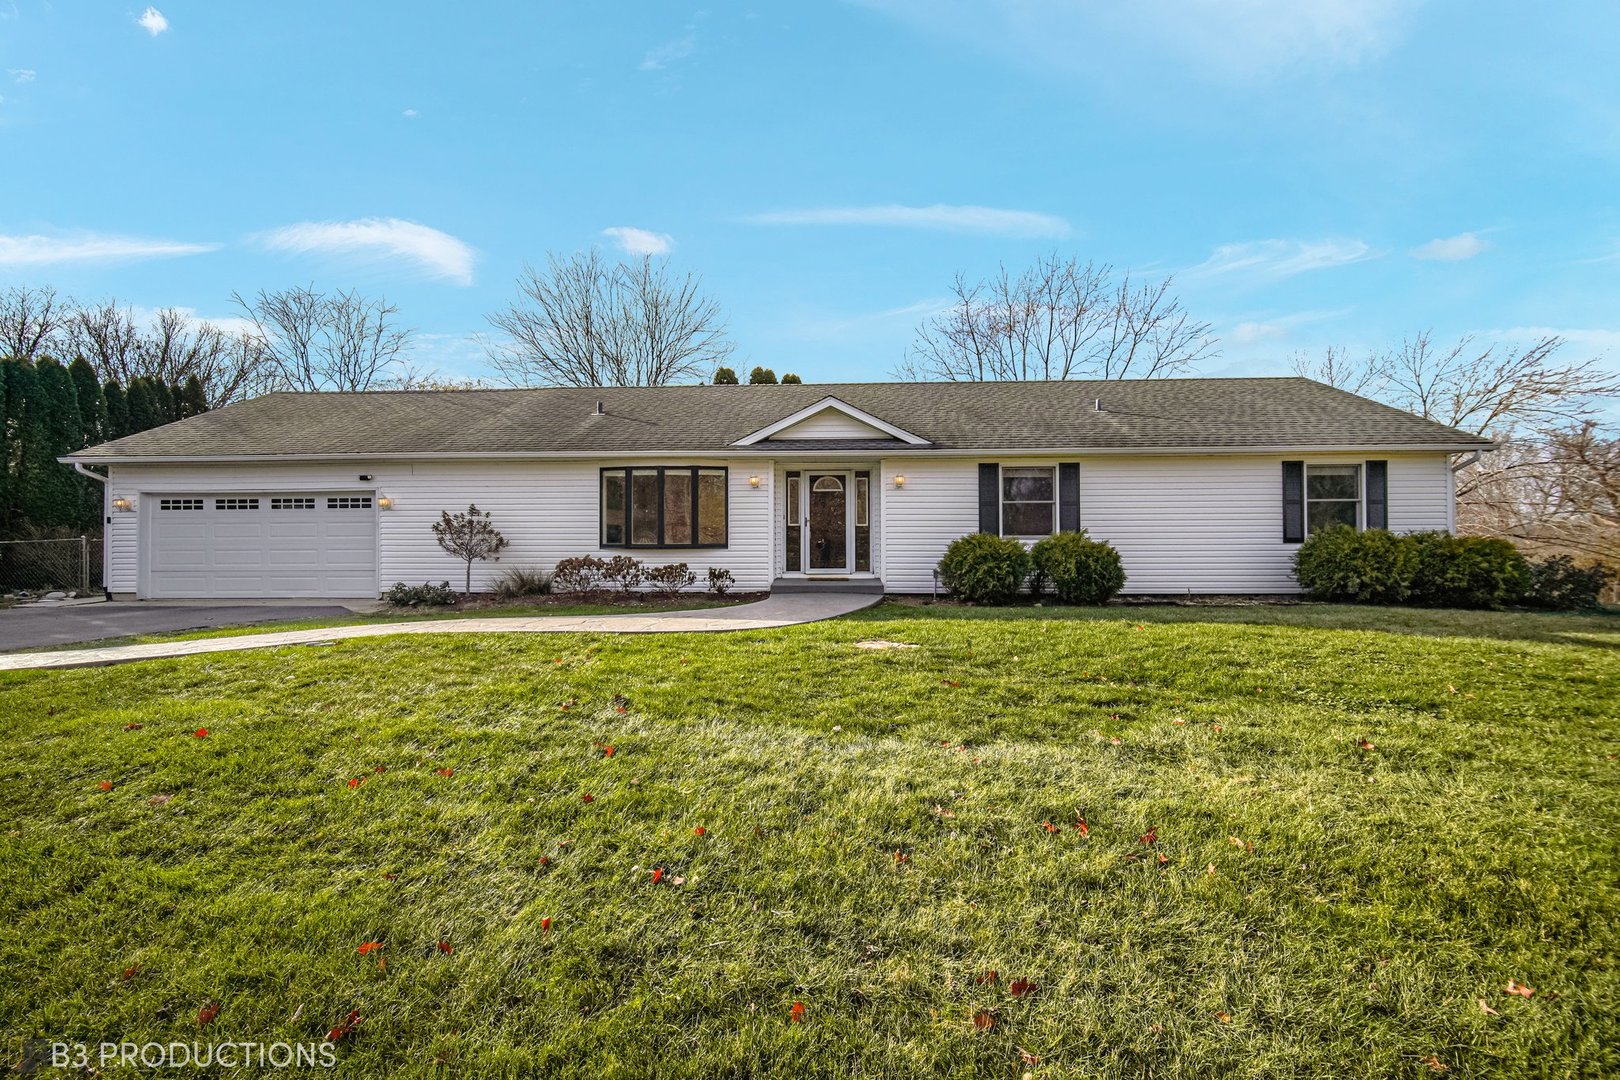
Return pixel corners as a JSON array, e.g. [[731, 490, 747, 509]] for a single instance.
[[766, 409, 897, 441], [105, 458, 773, 598], [879, 452, 1455, 595]]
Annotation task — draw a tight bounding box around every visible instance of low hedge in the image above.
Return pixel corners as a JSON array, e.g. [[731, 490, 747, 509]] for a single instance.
[[1293, 526, 1573, 610], [1030, 531, 1126, 604], [937, 533, 1032, 605]]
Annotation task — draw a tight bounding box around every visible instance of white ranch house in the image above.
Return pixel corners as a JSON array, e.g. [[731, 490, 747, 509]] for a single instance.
[[63, 378, 1492, 600]]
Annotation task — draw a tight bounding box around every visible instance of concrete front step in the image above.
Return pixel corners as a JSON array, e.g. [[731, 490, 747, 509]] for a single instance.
[[770, 577, 886, 594]]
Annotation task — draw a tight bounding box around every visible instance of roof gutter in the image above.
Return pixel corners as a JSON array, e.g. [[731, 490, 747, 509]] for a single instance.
[[1451, 449, 1484, 472], [70, 461, 110, 484], [63, 442, 1498, 466]]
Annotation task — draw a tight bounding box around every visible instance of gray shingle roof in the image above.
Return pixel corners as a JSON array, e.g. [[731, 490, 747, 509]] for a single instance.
[[68, 378, 1493, 461]]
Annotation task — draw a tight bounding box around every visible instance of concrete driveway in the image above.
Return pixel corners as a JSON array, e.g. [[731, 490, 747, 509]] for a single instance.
[[0, 600, 374, 652]]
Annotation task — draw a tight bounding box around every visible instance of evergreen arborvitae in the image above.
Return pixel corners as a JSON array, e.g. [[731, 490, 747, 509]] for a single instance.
[[102, 380, 129, 441], [151, 380, 176, 423], [20, 358, 86, 529], [0, 358, 28, 534], [125, 378, 161, 434], [67, 357, 106, 445], [178, 375, 209, 418]]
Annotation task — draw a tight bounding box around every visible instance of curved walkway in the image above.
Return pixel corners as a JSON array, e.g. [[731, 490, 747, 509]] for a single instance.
[[0, 592, 882, 672]]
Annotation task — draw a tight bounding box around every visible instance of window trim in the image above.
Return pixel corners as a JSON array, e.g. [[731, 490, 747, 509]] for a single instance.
[[1304, 463, 1363, 535], [599, 466, 729, 549], [999, 465, 1057, 538]]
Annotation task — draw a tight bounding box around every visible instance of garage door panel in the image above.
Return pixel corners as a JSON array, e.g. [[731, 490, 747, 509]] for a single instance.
[[147, 492, 377, 599]]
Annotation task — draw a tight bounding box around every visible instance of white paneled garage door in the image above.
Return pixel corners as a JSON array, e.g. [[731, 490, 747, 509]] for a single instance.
[[145, 493, 378, 598]]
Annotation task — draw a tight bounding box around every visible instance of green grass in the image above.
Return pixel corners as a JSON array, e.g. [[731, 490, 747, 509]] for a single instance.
[[2, 602, 1616, 1078]]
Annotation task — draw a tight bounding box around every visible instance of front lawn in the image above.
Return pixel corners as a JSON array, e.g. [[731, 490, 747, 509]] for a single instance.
[[2, 604, 1616, 1077]]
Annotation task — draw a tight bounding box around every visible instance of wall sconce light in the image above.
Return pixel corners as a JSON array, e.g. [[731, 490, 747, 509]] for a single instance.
[[112, 496, 133, 512], [893, 475, 907, 488], [748, 475, 762, 488], [377, 496, 394, 510]]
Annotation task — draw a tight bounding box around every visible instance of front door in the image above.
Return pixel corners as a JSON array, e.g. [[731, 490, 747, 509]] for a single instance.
[[806, 472, 849, 572]]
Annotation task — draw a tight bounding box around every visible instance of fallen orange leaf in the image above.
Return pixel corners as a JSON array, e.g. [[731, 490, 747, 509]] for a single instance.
[[789, 1001, 806, 1023], [197, 1002, 219, 1027]]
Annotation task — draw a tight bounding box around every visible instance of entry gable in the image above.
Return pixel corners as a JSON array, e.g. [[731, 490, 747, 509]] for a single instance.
[[733, 396, 930, 446]]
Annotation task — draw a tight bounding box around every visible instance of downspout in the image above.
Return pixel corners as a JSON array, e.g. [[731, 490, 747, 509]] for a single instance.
[[1450, 449, 1482, 473], [70, 463, 113, 600]]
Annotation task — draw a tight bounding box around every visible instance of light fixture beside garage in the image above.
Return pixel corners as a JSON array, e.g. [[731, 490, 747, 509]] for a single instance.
[[377, 496, 394, 510], [748, 475, 761, 488], [112, 496, 133, 512]]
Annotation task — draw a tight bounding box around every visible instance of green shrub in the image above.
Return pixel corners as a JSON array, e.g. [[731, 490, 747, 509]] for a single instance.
[[1407, 532, 1530, 609], [937, 533, 1033, 605], [1293, 525, 1415, 604], [1029, 531, 1126, 604], [384, 581, 457, 607], [491, 565, 550, 601], [1523, 555, 1613, 611]]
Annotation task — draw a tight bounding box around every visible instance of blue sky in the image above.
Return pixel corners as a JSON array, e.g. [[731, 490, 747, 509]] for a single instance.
[[2, 1, 1618, 384]]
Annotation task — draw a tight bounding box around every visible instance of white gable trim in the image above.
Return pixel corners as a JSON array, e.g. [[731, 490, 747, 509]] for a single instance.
[[732, 396, 930, 446]]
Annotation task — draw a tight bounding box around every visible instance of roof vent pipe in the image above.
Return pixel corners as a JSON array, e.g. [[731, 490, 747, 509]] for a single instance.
[[595, 399, 605, 415], [1094, 398, 1102, 411]]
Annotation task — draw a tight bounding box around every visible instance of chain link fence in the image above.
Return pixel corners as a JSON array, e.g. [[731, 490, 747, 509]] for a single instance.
[[0, 536, 103, 597]]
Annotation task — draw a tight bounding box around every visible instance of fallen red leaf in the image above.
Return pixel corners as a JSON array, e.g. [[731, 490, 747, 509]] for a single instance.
[[538, 856, 550, 868], [1008, 977, 1038, 998], [1215, 1010, 1231, 1023], [693, 826, 707, 836], [98, 781, 113, 791], [972, 1011, 995, 1031], [941, 679, 961, 688], [356, 941, 382, 956], [1074, 815, 1089, 836], [194, 728, 208, 738], [120, 964, 141, 981], [327, 1009, 361, 1042], [540, 916, 552, 932], [434, 768, 454, 778], [197, 1002, 219, 1027], [1426, 1055, 1448, 1073], [601, 745, 615, 757], [893, 850, 909, 863], [789, 1001, 806, 1023], [615, 706, 627, 714], [1140, 827, 1158, 845], [1505, 979, 1535, 998], [383, 872, 398, 882], [1041, 820, 1059, 834], [373, 765, 386, 774], [974, 970, 998, 985], [123, 723, 143, 731], [436, 941, 453, 954], [1357, 738, 1376, 751], [1157, 852, 1170, 867], [347, 777, 361, 788], [651, 868, 664, 884], [581, 793, 594, 803]]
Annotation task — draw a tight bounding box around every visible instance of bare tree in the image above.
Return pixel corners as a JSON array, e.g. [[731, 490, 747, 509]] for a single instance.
[[65, 302, 271, 406], [233, 285, 413, 392], [894, 255, 1216, 382], [483, 251, 734, 387], [1293, 333, 1620, 575], [0, 286, 70, 360]]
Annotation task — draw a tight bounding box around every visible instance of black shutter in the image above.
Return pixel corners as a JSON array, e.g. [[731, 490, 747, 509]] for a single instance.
[[978, 463, 1000, 535], [1365, 460, 1388, 530], [1282, 461, 1305, 543], [1058, 462, 1080, 532]]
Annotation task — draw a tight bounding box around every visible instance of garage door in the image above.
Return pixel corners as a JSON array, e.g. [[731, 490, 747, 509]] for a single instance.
[[146, 493, 378, 598]]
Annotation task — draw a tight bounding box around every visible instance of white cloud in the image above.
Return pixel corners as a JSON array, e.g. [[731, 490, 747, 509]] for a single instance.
[[1186, 238, 1377, 279], [743, 203, 1071, 238], [254, 217, 477, 285], [1224, 307, 1353, 345], [1411, 232, 1488, 261], [9, 69, 34, 84], [402, 108, 418, 119], [602, 226, 674, 256], [640, 34, 696, 71], [0, 231, 217, 267], [136, 6, 168, 35], [855, 0, 1421, 82]]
